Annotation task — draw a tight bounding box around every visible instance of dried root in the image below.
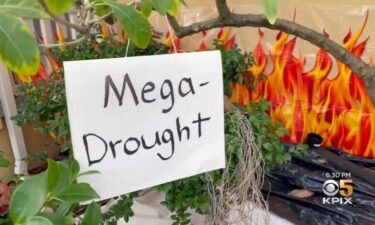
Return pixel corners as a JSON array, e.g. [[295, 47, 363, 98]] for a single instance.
[[209, 109, 270, 225]]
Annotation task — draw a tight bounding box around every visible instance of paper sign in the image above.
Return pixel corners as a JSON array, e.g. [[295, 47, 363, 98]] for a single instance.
[[64, 51, 225, 200]]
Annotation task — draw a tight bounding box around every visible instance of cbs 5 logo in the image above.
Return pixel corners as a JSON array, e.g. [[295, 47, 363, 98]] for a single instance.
[[322, 179, 353, 197]]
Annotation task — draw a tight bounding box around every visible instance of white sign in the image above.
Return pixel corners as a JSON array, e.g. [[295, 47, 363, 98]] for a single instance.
[[64, 51, 225, 200]]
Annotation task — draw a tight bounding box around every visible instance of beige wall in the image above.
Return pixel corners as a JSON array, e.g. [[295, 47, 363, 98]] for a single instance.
[[151, 0, 375, 59]]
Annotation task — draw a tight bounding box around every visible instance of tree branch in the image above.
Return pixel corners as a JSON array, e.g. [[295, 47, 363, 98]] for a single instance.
[[88, 11, 113, 25], [39, 35, 89, 48], [215, 0, 231, 20], [38, 0, 89, 34], [167, 3, 375, 102]]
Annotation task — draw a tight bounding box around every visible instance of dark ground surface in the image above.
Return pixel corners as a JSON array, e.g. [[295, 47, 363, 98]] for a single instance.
[[264, 146, 375, 225]]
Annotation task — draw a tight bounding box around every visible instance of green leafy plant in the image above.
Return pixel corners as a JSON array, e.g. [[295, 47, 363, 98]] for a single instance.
[[82, 202, 102, 225], [93, 0, 152, 48], [12, 72, 71, 152], [156, 174, 213, 225], [214, 40, 254, 96], [2, 159, 101, 225], [0, 13, 41, 79], [246, 99, 308, 171], [0, 0, 184, 78], [101, 192, 139, 225], [0, 0, 49, 77], [44, 0, 74, 15]]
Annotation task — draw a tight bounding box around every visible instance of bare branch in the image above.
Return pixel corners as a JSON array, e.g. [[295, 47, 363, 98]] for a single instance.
[[167, 3, 375, 102], [88, 12, 113, 25], [38, 0, 89, 34], [38, 35, 89, 48], [215, 0, 231, 20]]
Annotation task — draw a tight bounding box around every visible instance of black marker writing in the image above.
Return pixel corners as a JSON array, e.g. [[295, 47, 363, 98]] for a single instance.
[[103, 74, 207, 113], [83, 113, 211, 166]]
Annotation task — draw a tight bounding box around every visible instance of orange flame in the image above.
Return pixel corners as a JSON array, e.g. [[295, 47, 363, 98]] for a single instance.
[[231, 14, 375, 158], [165, 31, 182, 53], [101, 24, 110, 38], [55, 24, 65, 51], [199, 28, 236, 51]]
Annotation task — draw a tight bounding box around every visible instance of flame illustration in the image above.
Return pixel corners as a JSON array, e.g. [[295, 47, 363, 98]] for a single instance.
[[231, 15, 375, 158]]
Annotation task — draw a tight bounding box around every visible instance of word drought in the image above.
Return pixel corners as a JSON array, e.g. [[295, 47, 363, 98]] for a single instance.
[[84, 113, 210, 166]]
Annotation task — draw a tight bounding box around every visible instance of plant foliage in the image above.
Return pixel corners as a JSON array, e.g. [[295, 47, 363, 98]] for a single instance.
[[262, 0, 278, 24], [8, 159, 100, 225], [0, 14, 40, 80]]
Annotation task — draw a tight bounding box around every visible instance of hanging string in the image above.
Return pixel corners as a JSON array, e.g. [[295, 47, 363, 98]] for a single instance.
[[125, 37, 131, 57], [165, 16, 178, 53]]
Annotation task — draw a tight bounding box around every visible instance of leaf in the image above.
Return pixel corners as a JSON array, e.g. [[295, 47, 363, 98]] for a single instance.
[[92, 0, 115, 24], [81, 202, 102, 225], [0, 217, 12, 225], [35, 212, 73, 225], [47, 159, 71, 194], [151, 0, 169, 15], [167, 0, 180, 16], [0, 0, 48, 18], [45, 0, 74, 15], [262, 0, 278, 24], [9, 173, 48, 224], [55, 183, 99, 204], [55, 203, 72, 217], [25, 216, 53, 225], [262, 143, 273, 151], [0, 14, 40, 77], [0, 153, 12, 167], [106, 2, 151, 48], [94, 3, 111, 16], [260, 100, 272, 111], [139, 0, 152, 18], [77, 170, 100, 178], [275, 127, 288, 137], [70, 159, 80, 180], [47, 159, 58, 192]]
